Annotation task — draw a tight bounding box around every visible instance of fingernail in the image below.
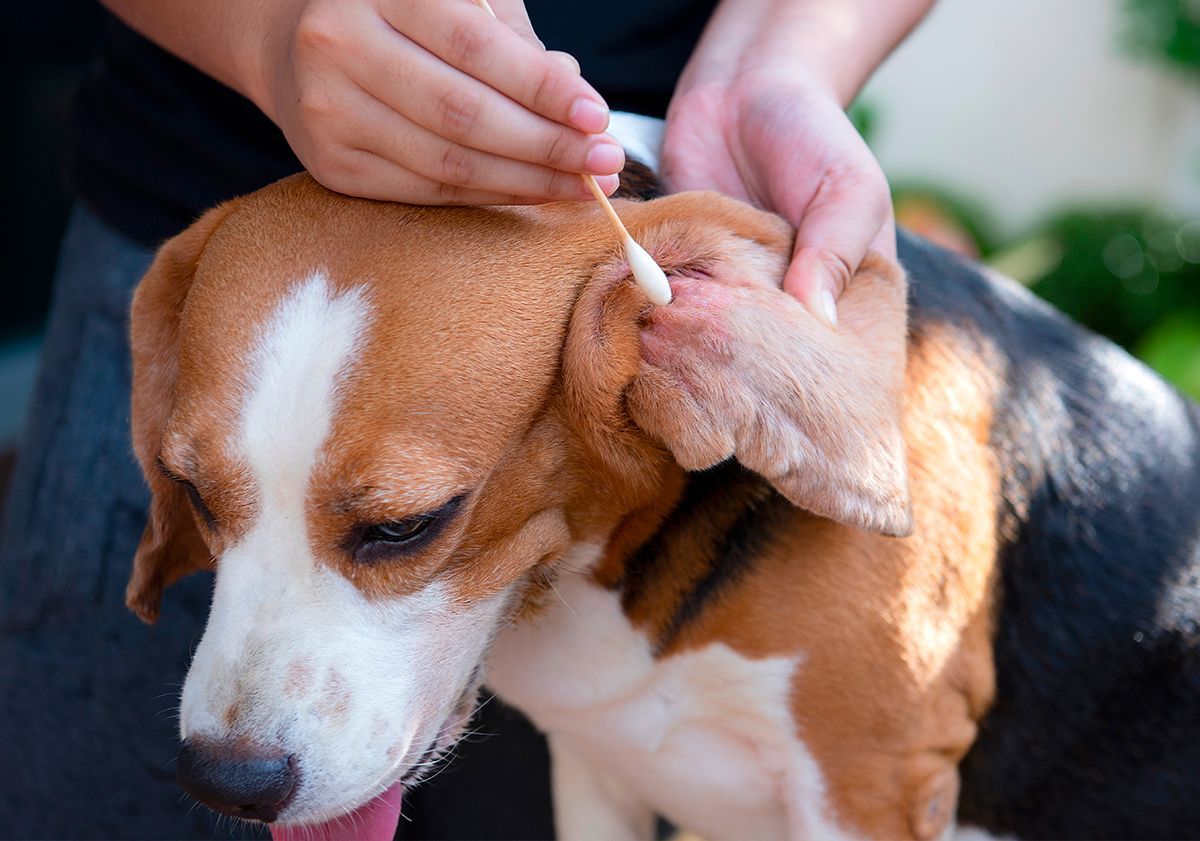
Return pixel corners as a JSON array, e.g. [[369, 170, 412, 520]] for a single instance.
[[591, 174, 619, 196], [819, 286, 839, 330], [585, 141, 624, 175], [569, 97, 609, 133]]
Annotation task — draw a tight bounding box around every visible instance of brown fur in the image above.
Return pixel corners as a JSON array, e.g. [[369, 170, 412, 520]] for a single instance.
[[127, 175, 997, 839], [656, 325, 1001, 839]]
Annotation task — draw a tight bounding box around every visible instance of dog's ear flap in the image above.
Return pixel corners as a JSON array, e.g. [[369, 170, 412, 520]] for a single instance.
[[126, 202, 236, 623], [563, 192, 912, 536]]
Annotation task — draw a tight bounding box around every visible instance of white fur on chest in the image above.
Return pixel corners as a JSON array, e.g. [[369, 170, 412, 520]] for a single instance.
[[486, 544, 847, 841]]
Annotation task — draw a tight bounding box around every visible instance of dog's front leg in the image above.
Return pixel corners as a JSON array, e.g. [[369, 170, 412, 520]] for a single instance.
[[549, 735, 654, 841]]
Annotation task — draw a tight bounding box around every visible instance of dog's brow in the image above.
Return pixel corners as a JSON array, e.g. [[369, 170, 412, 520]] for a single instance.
[[156, 456, 188, 484], [332, 483, 471, 520]]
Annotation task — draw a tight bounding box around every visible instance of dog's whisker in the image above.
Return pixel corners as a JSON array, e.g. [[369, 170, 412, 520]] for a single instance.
[[546, 576, 576, 616]]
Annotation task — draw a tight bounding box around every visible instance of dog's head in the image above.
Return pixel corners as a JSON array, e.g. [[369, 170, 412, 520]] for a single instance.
[[127, 174, 909, 829]]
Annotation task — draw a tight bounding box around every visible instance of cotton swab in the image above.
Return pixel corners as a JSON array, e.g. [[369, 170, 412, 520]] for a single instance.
[[469, 0, 672, 305]]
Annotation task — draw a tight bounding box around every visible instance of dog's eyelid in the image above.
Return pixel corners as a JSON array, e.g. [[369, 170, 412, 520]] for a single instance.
[[337, 484, 471, 519], [369, 492, 467, 534], [155, 456, 218, 530], [350, 493, 468, 565], [155, 456, 187, 484]]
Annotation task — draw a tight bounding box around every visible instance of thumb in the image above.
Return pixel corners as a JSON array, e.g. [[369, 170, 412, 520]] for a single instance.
[[783, 182, 894, 330], [784, 246, 849, 330]]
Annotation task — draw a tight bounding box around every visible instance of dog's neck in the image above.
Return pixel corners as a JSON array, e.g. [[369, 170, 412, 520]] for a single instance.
[[594, 460, 792, 654]]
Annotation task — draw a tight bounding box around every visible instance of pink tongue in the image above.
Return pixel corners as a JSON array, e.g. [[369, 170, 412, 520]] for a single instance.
[[271, 782, 403, 841]]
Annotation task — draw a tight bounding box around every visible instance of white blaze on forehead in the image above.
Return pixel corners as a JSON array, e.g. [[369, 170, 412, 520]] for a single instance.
[[184, 272, 371, 697], [240, 271, 369, 512]]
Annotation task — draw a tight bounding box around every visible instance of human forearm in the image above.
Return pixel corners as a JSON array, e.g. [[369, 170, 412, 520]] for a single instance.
[[679, 0, 936, 106]]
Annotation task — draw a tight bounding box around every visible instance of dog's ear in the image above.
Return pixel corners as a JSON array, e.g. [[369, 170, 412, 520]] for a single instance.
[[563, 191, 912, 536], [126, 202, 237, 623]]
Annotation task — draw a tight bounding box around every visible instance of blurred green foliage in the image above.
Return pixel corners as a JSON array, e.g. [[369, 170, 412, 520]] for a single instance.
[[1028, 210, 1200, 396], [1123, 0, 1200, 77], [848, 100, 878, 146], [1029, 210, 1200, 344], [1138, 311, 1200, 397]]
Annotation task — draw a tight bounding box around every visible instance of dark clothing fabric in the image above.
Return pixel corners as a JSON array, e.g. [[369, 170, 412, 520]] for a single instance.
[[0, 204, 556, 840], [66, 20, 299, 250], [67, 2, 717, 247]]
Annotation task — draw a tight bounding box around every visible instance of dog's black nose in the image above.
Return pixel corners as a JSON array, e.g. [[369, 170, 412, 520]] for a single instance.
[[176, 738, 296, 822]]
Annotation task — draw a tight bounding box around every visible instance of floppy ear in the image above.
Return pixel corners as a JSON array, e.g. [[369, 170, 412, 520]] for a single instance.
[[126, 202, 237, 623], [563, 191, 912, 536]]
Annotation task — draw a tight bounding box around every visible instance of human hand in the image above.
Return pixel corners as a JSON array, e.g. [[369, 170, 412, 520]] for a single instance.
[[661, 68, 895, 328], [255, 0, 624, 204]]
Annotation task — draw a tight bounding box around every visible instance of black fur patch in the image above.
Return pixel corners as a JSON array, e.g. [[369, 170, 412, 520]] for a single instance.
[[613, 158, 664, 202], [901, 232, 1200, 839], [618, 461, 789, 653]]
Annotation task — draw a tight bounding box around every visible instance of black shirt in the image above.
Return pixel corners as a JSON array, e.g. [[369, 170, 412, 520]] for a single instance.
[[67, 2, 717, 247]]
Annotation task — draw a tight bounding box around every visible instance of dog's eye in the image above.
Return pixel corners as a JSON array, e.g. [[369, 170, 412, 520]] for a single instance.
[[157, 457, 217, 530], [364, 517, 434, 545], [181, 481, 218, 530], [353, 494, 466, 564]]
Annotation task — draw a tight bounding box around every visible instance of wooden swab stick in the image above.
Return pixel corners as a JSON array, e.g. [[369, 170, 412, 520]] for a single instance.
[[468, 0, 672, 305]]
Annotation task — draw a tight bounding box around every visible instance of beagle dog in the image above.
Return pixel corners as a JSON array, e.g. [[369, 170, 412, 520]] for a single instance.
[[126, 117, 1200, 841]]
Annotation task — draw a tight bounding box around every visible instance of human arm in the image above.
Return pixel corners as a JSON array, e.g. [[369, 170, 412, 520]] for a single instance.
[[661, 0, 934, 326], [99, 0, 624, 204]]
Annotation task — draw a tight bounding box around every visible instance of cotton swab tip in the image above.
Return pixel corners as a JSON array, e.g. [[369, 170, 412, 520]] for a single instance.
[[623, 235, 672, 305]]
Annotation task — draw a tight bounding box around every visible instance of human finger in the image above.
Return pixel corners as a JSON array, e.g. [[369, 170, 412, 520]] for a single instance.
[[381, 0, 611, 133], [486, 0, 542, 48], [346, 22, 624, 175], [338, 84, 618, 200], [782, 168, 892, 328], [309, 145, 622, 205]]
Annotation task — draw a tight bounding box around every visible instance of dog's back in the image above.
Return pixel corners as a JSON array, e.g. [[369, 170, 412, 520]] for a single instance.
[[902, 234, 1200, 838]]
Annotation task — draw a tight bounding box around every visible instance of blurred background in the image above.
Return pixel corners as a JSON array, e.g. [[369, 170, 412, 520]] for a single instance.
[[864, 0, 1200, 394], [1, 2, 103, 508], [2, 0, 1199, 505]]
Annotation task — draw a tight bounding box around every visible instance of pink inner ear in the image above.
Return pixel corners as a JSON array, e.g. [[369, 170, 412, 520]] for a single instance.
[[627, 258, 913, 537], [639, 276, 738, 373]]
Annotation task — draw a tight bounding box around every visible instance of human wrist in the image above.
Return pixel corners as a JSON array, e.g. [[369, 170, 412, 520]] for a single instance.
[[676, 0, 933, 108], [236, 0, 299, 121]]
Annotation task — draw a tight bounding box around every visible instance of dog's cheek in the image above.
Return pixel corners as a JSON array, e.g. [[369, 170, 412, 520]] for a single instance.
[[446, 509, 571, 604]]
